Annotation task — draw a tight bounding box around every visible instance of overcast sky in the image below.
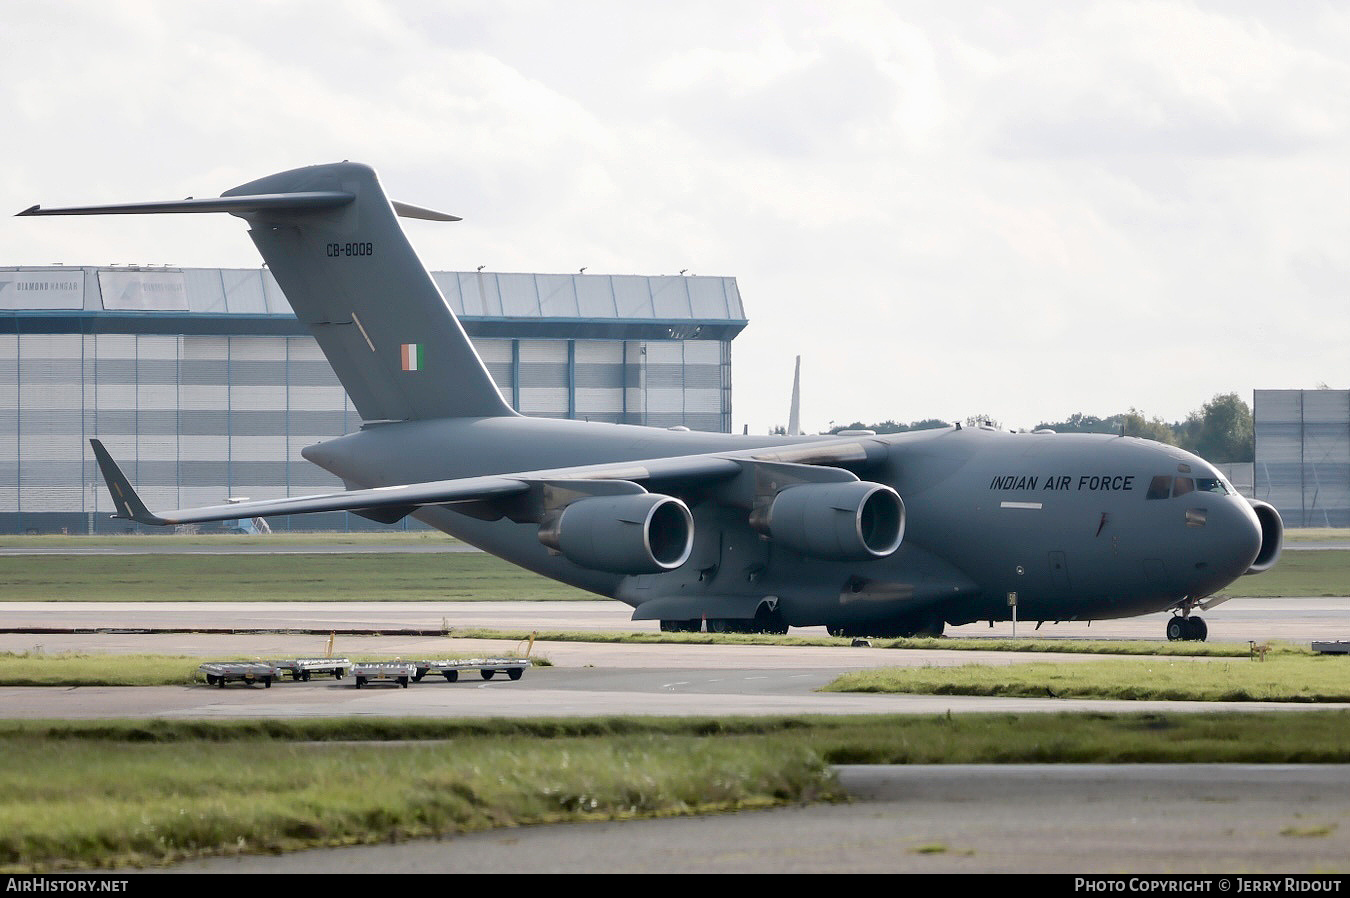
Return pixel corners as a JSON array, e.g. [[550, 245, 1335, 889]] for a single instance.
[[2, 1, 1346, 434]]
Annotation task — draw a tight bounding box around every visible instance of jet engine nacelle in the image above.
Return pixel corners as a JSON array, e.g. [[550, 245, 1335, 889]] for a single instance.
[[1244, 498, 1284, 575], [751, 481, 905, 561], [538, 493, 694, 574]]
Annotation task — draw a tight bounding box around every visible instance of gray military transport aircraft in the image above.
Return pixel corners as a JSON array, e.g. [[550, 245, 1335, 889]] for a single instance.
[[19, 162, 1283, 641]]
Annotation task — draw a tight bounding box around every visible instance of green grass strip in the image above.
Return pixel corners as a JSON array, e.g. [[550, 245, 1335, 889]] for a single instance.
[[826, 655, 1350, 702], [451, 628, 1297, 657], [1217, 549, 1350, 597], [0, 637, 1310, 687], [3, 546, 1346, 601], [3, 712, 1350, 871], [0, 728, 837, 871], [0, 552, 592, 602]]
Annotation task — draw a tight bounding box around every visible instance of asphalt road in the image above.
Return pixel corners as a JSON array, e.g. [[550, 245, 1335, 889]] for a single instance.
[[162, 765, 1350, 874], [5, 595, 1349, 642], [5, 599, 1348, 874]]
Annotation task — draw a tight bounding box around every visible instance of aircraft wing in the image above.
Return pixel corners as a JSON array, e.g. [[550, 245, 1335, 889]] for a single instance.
[[89, 439, 530, 526], [88, 437, 876, 527]]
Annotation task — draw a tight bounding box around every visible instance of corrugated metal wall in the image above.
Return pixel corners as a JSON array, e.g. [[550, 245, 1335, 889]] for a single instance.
[[1254, 389, 1350, 527], [0, 332, 733, 533]]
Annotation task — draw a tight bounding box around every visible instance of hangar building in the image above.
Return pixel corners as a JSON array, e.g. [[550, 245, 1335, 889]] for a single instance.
[[1254, 389, 1350, 528], [0, 265, 745, 534]]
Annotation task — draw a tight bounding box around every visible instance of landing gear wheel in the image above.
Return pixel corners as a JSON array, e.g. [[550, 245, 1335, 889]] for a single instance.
[[912, 614, 945, 639], [1185, 616, 1208, 642], [1166, 617, 1186, 641], [753, 605, 789, 635]]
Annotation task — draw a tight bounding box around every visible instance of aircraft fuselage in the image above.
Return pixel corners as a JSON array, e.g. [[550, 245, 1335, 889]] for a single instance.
[[305, 415, 1270, 635]]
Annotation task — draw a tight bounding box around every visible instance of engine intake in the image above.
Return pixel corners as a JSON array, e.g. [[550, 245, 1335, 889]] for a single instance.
[[1245, 498, 1284, 575], [751, 481, 904, 561], [539, 493, 693, 574]]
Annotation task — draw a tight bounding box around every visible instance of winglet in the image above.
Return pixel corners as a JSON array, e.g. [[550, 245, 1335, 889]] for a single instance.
[[89, 439, 169, 525]]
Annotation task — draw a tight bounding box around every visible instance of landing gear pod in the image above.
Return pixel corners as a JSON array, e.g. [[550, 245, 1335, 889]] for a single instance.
[[539, 494, 694, 574], [752, 481, 905, 561]]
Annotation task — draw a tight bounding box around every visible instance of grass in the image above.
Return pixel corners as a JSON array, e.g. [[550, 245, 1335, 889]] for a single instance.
[[0, 639, 1313, 690], [0, 722, 838, 871], [1217, 549, 1350, 597], [0, 639, 1307, 692], [1, 535, 1346, 601], [826, 655, 1350, 702], [4, 711, 1350, 871], [450, 628, 1300, 657], [0, 552, 593, 602]]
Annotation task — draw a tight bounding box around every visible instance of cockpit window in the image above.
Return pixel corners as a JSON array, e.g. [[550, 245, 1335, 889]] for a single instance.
[[1148, 474, 1227, 500]]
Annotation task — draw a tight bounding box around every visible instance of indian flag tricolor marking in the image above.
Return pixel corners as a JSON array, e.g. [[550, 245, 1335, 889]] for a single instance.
[[401, 343, 424, 371]]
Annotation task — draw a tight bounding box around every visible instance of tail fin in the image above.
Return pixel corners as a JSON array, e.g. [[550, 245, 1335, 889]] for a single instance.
[[20, 162, 515, 423]]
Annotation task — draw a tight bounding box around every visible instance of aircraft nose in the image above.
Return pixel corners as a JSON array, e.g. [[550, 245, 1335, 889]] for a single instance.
[[1210, 497, 1262, 580]]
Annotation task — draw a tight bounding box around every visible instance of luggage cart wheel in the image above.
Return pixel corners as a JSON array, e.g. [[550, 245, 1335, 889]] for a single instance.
[[443, 671, 458, 683], [480, 669, 496, 680], [399, 676, 409, 688], [508, 667, 523, 681], [356, 677, 366, 689]]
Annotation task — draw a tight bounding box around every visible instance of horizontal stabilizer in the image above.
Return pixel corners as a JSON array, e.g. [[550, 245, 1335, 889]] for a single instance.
[[89, 439, 169, 525], [24, 162, 492, 422], [390, 200, 460, 221], [16, 192, 355, 217]]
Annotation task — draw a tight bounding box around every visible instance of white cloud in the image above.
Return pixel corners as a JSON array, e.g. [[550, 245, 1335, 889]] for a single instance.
[[1, 0, 1345, 433]]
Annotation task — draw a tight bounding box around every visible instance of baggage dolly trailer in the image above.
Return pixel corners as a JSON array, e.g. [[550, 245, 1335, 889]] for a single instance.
[[412, 658, 530, 683], [351, 661, 417, 689], [198, 661, 283, 688], [269, 658, 351, 681]]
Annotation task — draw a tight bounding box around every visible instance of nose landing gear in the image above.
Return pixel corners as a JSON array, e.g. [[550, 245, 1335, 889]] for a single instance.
[[1166, 614, 1208, 642]]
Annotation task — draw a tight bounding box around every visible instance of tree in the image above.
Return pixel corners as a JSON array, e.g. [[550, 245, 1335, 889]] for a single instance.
[[1185, 393, 1254, 463], [1112, 409, 1178, 444]]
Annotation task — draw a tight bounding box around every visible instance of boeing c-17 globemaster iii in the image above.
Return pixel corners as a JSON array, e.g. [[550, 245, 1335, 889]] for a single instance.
[[18, 162, 1284, 641]]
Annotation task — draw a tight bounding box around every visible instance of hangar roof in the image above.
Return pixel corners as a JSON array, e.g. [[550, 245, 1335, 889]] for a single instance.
[[0, 266, 747, 341]]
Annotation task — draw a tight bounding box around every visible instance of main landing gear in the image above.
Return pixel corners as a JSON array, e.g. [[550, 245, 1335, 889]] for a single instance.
[[659, 604, 790, 635], [1166, 614, 1208, 642]]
